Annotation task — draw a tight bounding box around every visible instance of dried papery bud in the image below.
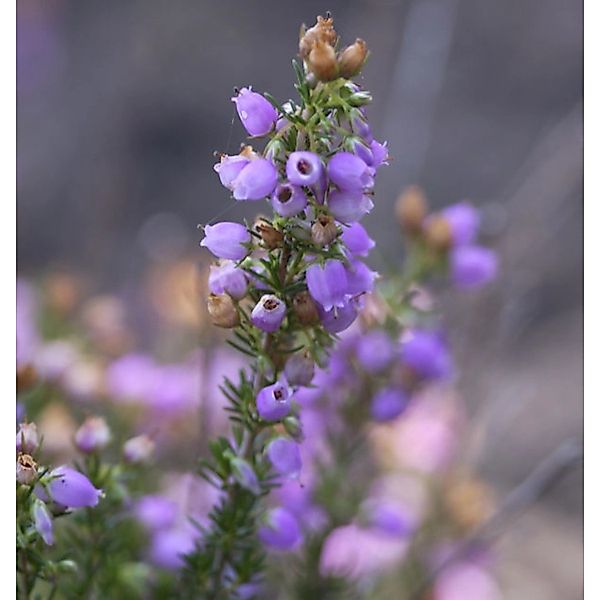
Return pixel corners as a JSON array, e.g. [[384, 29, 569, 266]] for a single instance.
[[358, 292, 389, 328], [16, 422, 39, 455], [17, 364, 37, 392], [45, 272, 81, 315], [207, 293, 240, 329], [16, 453, 37, 485], [444, 477, 495, 530], [292, 291, 320, 326], [74, 416, 111, 454], [123, 434, 156, 465], [307, 40, 338, 82], [395, 185, 428, 234], [255, 218, 284, 249], [338, 38, 368, 78], [299, 15, 337, 59], [311, 214, 338, 246], [424, 215, 453, 252]]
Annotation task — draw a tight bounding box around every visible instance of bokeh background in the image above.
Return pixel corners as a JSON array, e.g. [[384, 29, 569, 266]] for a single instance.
[[17, 0, 582, 597]]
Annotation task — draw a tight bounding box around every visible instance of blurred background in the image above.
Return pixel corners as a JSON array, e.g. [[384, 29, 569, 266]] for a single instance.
[[17, 0, 582, 597]]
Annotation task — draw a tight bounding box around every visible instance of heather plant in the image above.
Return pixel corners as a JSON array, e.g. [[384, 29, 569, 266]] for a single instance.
[[18, 13, 585, 600]]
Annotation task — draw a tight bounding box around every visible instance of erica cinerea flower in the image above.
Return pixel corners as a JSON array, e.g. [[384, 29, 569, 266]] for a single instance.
[[258, 507, 302, 550], [306, 260, 348, 311], [256, 380, 293, 421], [251, 294, 287, 332], [286, 151, 323, 186], [450, 245, 498, 289], [74, 416, 111, 453], [328, 152, 373, 191], [16, 422, 39, 454], [46, 466, 102, 508], [370, 387, 409, 422], [32, 499, 54, 546], [271, 183, 308, 217], [123, 434, 156, 464], [208, 260, 248, 300], [231, 158, 278, 201], [232, 87, 278, 137], [266, 437, 302, 479], [401, 330, 453, 381], [200, 222, 251, 260]]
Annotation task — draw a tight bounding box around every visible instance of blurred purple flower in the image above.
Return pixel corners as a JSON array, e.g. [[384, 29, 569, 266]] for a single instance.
[[450, 246, 498, 289], [135, 495, 178, 531], [356, 331, 395, 373], [401, 330, 453, 381], [266, 437, 302, 479], [370, 387, 409, 422], [442, 202, 480, 246], [149, 527, 197, 570], [258, 507, 302, 550]]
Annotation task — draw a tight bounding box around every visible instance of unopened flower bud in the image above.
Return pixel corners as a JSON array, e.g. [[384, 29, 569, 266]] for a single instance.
[[424, 215, 453, 251], [16, 422, 39, 454], [284, 351, 315, 386], [230, 457, 261, 495], [17, 453, 37, 485], [307, 40, 338, 82], [338, 38, 368, 78], [395, 185, 428, 234], [255, 218, 284, 249], [32, 499, 54, 545], [299, 15, 337, 59], [17, 364, 37, 392], [311, 214, 338, 246], [266, 437, 302, 479], [123, 434, 156, 465], [74, 416, 111, 454], [347, 90, 372, 107], [292, 291, 320, 326], [207, 293, 240, 328]]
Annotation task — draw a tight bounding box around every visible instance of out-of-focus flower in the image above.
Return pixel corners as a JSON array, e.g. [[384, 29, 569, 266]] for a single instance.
[[256, 380, 293, 422], [401, 330, 453, 381], [370, 387, 409, 422], [258, 507, 302, 550], [395, 185, 428, 234], [47, 466, 102, 508], [134, 495, 178, 532], [106, 354, 157, 404], [251, 294, 287, 332], [433, 561, 503, 600], [450, 246, 498, 289], [306, 260, 348, 312], [34, 340, 78, 381], [444, 477, 495, 531], [200, 222, 251, 260], [355, 331, 395, 374], [74, 417, 111, 453], [37, 403, 77, 457], [17, 279, 40, 368], [266, 437, 302, 479], [149, 527, 197, 570], [123, 434, 156, 465], [232, 87, 277, 137], [16, 422, 39, 454], [32, 500, 54, 546], [442, 203, 480, 246], [44, 271, 82, 316], [286, 151, 323, 187], [362, 501, 415, 538], [62, 359, 104, 400], [271, 183, 308, 217], [320, 523, 409, 578]]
